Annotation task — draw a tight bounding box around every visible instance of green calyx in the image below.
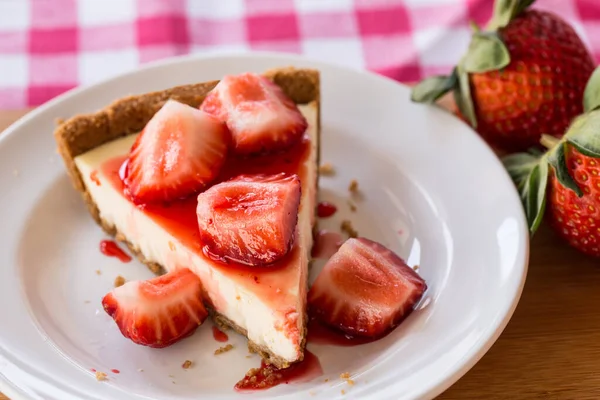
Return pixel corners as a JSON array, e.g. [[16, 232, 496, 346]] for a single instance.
[[503, 66, 600, 235], [410, 0, 536, 127], [488, 0, 536, 30]]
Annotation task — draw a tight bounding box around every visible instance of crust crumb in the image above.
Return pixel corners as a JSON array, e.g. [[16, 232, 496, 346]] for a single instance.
[[137, 368, 144, 372], [413, 264, 420, 271], [95, 371, 108, 381], [95, 269, 102, 275], [168, 241, 176, 251], [340, 372, 355, 385], [245, 355, 252, 358], [114, 275, 126, 287], [341, 220, 358, 238], [84, 300, 91, 304], [182, 360, 193, 369], [214, 344, 234, 355], [341, 389, 346, 395], [236, 295, 241, 300], [55, 117, 65, 125], [319, 162, 335, 175], [324, 378, 329, 382], [348, 200, 357, 212], [348, 179, 358, 192]]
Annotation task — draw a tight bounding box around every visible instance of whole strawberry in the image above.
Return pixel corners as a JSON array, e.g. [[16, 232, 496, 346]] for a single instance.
[[504, 67, 600, 256], [411, 0, 595, 153]]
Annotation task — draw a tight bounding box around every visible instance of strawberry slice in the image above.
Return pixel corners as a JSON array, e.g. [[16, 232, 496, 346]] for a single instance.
[[308, 238, 427, 338], [124, 99, 229, 204], [196, 173, 301, 266], [201, 73, 308, 155], [101, 268, 208, 348]]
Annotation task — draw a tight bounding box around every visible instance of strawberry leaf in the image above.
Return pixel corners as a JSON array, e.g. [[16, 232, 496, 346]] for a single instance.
[[463, 32, 510, 73], [548, 143, 583, 197], [453, 65, 477, 128], [503, 152, 548, 234], [490, 0, 536, 29], [410, 71, 457, 103], [583, 66, 600, 113], [566, 112, 600, 158]]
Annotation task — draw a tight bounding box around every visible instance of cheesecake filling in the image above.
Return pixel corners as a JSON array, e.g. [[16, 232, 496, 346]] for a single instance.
[[74, 104, 318, 363]]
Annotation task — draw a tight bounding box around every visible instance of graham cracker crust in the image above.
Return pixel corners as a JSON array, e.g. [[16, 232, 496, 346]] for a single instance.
[[54, 67, 320, 369]]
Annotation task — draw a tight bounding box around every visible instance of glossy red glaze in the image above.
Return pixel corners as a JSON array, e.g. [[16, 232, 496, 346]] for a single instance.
[[212, 325, 229, 342], [316, 201, 337, 218], [99, 135, 311, 308], [100, 240, 132, 263], [306, 318, 379, 346], [90, 170, 101, 186], [234, 350, 322, 391], [111, 369, 120, 374]]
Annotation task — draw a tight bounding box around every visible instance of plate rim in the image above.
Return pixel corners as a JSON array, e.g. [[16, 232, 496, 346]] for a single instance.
[[0, 50, 530, 400]]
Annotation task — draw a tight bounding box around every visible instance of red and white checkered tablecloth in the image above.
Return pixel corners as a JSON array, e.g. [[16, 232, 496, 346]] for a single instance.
[[0, 0, 598, 110]]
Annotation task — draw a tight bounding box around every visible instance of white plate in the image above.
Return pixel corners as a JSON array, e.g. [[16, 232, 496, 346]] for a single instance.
[[0, 52, 529, 400]]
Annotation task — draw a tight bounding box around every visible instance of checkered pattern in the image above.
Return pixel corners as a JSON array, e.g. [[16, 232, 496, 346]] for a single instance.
[[0, 0, 598, 109]]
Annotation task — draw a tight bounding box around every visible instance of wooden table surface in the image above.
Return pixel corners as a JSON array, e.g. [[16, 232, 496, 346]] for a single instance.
[[2, 109, 600, 400]]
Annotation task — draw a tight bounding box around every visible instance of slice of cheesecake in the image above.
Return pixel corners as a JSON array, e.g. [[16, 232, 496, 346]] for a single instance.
[[54, 68, 320, 368]]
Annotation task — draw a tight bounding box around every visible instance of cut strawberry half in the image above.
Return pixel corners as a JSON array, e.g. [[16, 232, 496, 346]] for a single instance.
[[196, 173, 301, 266], [200, 73, 308, 155], [101, 268, 208, 348], [124, 99, 229, 204], [308, 238, 427, 338]]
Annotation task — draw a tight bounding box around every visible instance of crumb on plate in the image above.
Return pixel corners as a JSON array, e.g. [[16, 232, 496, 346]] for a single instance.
[[114, 275, 126, 288], [84, 300, 91, 304], [340, 372, 355, 385], [413, 264, 420, 271], [348, 179, 358, 192], [341, 220, 358, 238], [341, 389, 346, 395], [95, 371, 107, 381], [348, 200, 357, 212], [319, 162, 335, 175], [95, 269, 101, 275], [214, 344, 234, 355], [182, 360, 193, 369], [137, 368, 144, 372]]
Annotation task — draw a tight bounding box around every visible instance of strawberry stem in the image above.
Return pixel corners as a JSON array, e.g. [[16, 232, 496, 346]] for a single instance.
[[540, 134, 560, 150]]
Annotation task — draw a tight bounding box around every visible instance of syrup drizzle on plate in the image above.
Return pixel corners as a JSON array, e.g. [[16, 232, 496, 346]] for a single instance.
[[235, 350, 323, 391], [212, 325, 229, 342], [99, 240, 132, 263]]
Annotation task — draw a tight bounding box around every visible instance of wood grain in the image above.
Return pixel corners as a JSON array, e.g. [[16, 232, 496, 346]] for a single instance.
[[2, 106, 600, 400]]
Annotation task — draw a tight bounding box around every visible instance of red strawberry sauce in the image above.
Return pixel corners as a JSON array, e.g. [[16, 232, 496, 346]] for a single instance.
[[316, 201, 337, 218], [111, 369, 120, 374], [90, 170, 101, 186], [212, 325, 229, 342], [100, 240, 132, 263], [235, 350, 322, 391], [306, 318, 381, 346], [99, 136, 311, 308]]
